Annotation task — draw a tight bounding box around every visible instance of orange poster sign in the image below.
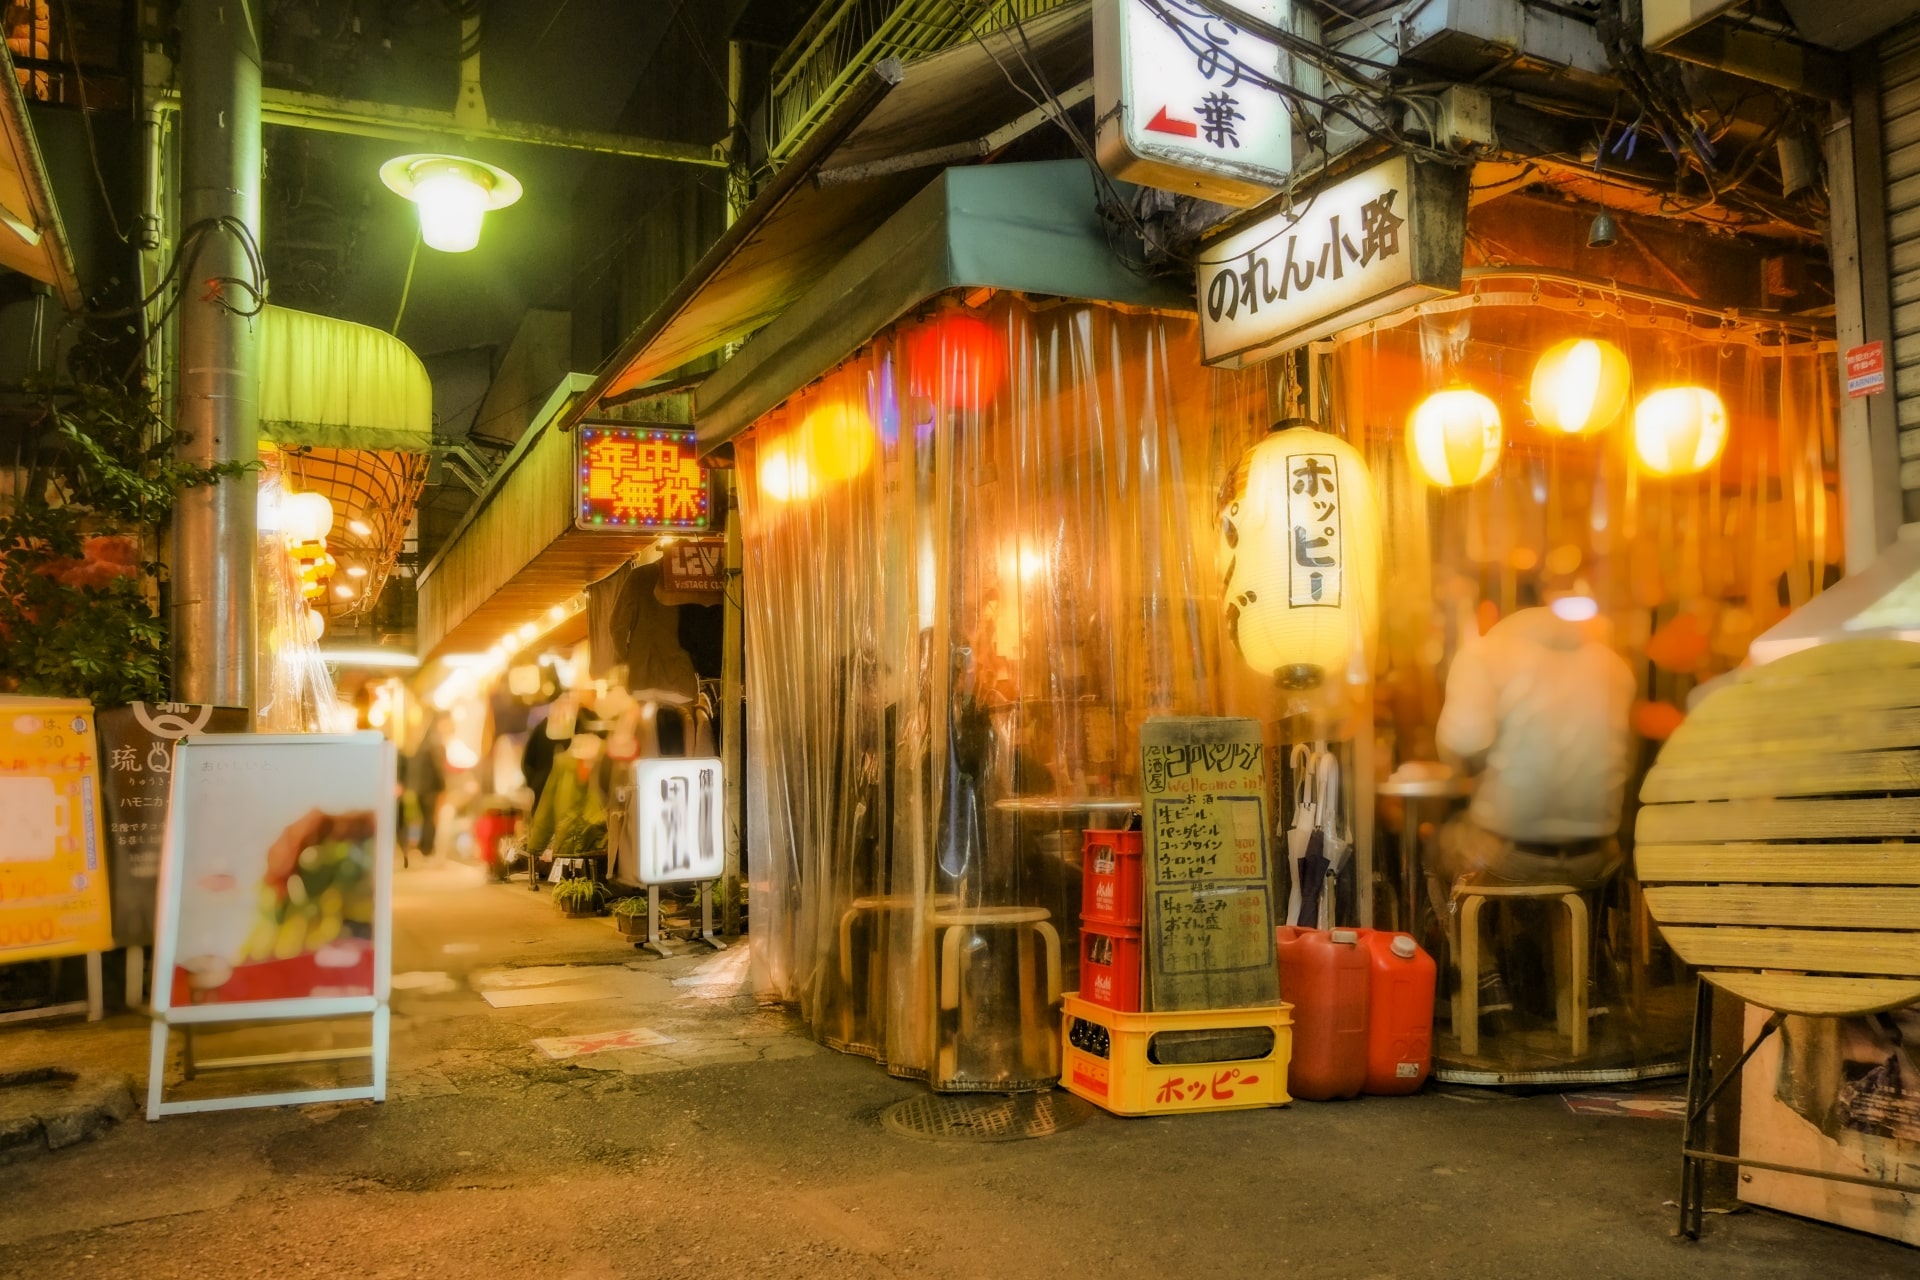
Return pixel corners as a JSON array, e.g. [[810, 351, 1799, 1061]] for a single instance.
[[576, 425, 712, 532], [0, 697, 113, 962]]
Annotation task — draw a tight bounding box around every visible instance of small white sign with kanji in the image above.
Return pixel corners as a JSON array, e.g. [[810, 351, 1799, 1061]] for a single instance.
[[1094, 0, 1292, 206]]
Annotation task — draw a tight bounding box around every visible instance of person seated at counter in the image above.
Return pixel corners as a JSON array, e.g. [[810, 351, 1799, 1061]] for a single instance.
[[1430, 605, 1636, 1023]]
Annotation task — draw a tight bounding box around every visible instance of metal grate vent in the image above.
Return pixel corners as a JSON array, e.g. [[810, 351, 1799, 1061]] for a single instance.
[[880, 1090, 1094, 1142]]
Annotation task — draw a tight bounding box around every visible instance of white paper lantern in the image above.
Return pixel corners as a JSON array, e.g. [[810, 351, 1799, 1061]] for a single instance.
[[1220, 423, 1382, 688], [282, 490, 336, 543], [1633, 385, 1727, 477], [1407, 387, 1502, 487]]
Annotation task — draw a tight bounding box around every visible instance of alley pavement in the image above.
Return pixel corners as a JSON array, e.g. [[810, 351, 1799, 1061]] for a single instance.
[[1, 858, 1914, 1279]]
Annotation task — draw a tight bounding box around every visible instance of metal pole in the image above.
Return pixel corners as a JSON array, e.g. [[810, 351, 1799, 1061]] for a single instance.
[[172, 0, 262, 708], [720, 472, 745, 935]]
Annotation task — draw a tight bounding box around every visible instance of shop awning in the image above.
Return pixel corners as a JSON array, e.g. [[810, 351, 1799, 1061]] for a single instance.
[[585, 1, 1093, 406], [695, 160, 1190, 448], [0, 48, 81, 311], [259, 305, 434, 451]]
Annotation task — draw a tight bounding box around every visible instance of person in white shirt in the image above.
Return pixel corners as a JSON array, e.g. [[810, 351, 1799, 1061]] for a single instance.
[[1430, 606, 1637, 1020]]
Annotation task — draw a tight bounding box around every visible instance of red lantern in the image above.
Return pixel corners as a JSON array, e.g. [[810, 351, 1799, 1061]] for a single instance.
[[902, 313, 1006, 412]]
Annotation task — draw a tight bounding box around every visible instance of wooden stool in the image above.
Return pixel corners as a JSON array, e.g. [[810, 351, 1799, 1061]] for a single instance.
[[925, 905, 1062, 1087], [835, 893, 955, 1049], [1449, 882, 1589, 1058], [1638, 638, 1920, 1239]]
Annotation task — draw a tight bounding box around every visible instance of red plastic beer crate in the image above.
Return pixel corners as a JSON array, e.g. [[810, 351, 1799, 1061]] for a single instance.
[[1081, 829, 1143, 926], [1079, 921, 1142, 1011]]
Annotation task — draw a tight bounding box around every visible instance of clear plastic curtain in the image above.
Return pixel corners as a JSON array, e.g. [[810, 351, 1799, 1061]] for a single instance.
[[1330, 287, 1838, 1074], [741, 295, 1278, 1089]]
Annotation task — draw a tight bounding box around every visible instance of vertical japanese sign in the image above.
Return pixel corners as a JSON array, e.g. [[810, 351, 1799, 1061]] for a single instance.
[[1196, 152, 1470, 367], [576, 424, 713, 533], [97, 703, 249, 948], [631, 757, 724, 886], [1094, 0, 1293, 207], [0, 697, 112, 963], [1140, 717, 1279, 1012], [1283, 451, 1342, 607]]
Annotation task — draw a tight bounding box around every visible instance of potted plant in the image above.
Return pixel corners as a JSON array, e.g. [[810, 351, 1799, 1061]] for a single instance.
[[552, 877, 607, 919], [610, 894, 648, 937]]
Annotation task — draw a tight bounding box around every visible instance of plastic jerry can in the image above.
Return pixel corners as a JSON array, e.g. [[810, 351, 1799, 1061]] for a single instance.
[[1274, 926, 1369, 1100], [1355, 928, 1436, 1095]]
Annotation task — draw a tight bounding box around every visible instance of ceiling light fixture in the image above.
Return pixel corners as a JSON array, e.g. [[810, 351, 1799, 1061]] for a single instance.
[[379, 153, 523, 253]]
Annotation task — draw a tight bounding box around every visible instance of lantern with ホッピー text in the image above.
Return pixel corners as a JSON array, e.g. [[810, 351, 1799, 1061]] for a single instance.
[[1219, 421, 1381, 689]]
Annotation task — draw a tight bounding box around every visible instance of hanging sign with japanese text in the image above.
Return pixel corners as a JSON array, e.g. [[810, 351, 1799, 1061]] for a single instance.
[[1196, 152, 1470, 368], [1140, 717, 1280, 1012], [576, 424, 713, 533], [1094, 0, 1293, 207], [0, 698, 112, 963], [97, 703, 249, 948]]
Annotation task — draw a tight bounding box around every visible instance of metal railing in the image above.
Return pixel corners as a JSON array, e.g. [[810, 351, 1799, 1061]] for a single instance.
[[765, 0, 1075, 168]]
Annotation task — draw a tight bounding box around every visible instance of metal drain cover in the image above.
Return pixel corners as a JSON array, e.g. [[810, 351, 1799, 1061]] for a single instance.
[[881, 1091, 1094, 1143]]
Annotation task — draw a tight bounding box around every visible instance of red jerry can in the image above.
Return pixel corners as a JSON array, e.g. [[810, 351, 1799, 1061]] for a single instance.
[[1355, 928, 1436, 1095], [1274, 926, 1369, 1100]]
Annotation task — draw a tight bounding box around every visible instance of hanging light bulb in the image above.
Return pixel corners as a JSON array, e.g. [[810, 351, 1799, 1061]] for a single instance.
[[1220, 421, 1382, 689], [379, 154, 523, 254], [281, 491, 335, 543], [1633, 386, 1728, 477], [1407, 388, 1503, 487], [1529, 338, 1632, 435]]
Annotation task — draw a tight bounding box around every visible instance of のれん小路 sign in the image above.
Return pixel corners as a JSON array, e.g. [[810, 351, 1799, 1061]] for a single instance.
[[1196, 152, 1469, 368]]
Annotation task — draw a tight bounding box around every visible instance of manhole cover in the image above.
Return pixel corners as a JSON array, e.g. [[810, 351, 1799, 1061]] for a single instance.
[[881, 1091, 1094, 1143]]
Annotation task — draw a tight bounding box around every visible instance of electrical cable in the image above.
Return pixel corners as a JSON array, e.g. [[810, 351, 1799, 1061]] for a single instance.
[[54, 0, 132, 244], [392, 229, 421, 336]]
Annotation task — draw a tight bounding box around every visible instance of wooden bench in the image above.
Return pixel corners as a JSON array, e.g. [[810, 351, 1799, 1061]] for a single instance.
[[1636, 637, 1920, 1238]]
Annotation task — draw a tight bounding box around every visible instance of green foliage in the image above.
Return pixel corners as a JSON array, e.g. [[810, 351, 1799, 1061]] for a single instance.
[[552, 815, 608, 861], [552, 878, 608, 914], [610, 894, 648, 917], [0, 373, 252, 706]]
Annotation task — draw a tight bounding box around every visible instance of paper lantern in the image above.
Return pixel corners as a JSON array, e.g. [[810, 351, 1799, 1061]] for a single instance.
[[1219, 422, 1381, 688], [305, 608, 325, 642], [1529, 338, 1631, 435], [1408, 388, 1502, 487], [904, 313, 1006, 411], [282, 490, 335, 543], [1633, 386, 1727, 476], [796, 398, 876, 484], [756, 435, 812, 505]]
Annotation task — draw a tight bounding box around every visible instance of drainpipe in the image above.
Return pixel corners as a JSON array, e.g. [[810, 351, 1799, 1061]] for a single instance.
[[171, 0, 263, 708]]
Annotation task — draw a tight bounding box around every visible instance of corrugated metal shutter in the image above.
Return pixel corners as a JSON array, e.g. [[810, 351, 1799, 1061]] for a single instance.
[[1883, 19, 1920, 490]]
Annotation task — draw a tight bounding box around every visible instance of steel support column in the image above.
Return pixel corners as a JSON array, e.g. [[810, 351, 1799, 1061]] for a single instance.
[[171, 0, 262, 708]]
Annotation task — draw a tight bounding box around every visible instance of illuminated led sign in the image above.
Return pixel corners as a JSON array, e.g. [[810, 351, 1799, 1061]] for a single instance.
[[575, 424, 712, 532]]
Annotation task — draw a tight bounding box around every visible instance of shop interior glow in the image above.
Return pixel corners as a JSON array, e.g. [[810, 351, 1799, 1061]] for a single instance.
[[577, 425, 711, 530], [428, 593, 586, 710], [318, 648, 421, 670], [1219, 422, 1381, 688], [1408, 387, 1504, 487], [1529, 338, 1631, 436], [1633, 385, 1728, 477], [379, 153, 523, 253]]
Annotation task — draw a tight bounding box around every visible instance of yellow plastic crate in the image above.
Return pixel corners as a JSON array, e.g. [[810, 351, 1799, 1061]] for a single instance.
[[1061, 993, 1293, 1116]]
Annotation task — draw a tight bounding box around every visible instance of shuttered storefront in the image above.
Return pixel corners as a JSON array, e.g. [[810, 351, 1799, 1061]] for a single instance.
[[1883, 20, 1920, 497]]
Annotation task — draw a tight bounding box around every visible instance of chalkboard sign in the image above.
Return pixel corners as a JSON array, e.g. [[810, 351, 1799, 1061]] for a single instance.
[[98, 703, 248, 948], [1140, 717, 1280, 1011]]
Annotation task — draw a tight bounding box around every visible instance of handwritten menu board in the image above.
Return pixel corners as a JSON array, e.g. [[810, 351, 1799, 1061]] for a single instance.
[[1140, 717, 1280, 1011]]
